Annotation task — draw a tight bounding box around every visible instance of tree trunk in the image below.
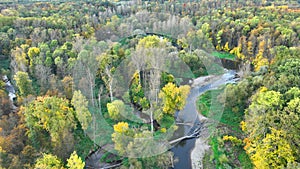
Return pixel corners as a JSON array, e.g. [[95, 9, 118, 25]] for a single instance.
[[86, 67, 95, 106], [109, 81, 113, 102], [150, 105, 154, 133], [98, 86, 103, 115], [105, 66, 113, 102]]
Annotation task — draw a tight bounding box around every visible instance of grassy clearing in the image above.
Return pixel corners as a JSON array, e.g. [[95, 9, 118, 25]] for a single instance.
[[212, 52, 236, 60], [197, 89, 253, 169], [196, 90, 211, 117], [100, 151, 122, 163], [196, 89, 243, 131]]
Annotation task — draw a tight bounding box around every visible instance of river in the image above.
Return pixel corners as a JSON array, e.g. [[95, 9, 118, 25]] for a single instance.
[[171, 70, 238, 169], [85, 70, 238, 169]]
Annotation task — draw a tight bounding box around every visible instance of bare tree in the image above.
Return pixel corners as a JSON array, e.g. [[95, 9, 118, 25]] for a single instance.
[[238, 61, 251, 79], [73, 47, 98, 107], [146, 48, 167, 133], [10, 47, 28, 75], [148, 48, 166, 102], [35, 64, 51, 94], [73, 35, 84, 54], [131, 49, 147, 85], [105, 66, 114, 102]]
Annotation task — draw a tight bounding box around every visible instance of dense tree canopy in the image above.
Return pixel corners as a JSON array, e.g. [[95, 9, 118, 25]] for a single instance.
[[0, 0, 299, 168]]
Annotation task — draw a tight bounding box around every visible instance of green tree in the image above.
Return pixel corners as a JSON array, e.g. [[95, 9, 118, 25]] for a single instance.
[[107, 100, 125, 121], [24, 96, 76, 157], [11, 47, 29, 73], [244, 86, 300, 167], [244, 87, 283, 140], [186, 29, 213, 52], [281, 97, 300, 159], [14, 71, 34, 97], [284, 87, 300, 102], [71, 90, 92, 130], [27, 47, 40, 68], [34, 153, 64, 169], [127, 130, 174, 168], [54, 56, 65, 78]]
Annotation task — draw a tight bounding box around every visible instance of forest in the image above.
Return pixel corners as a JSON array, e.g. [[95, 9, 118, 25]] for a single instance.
[[0, 0, 299, 169]]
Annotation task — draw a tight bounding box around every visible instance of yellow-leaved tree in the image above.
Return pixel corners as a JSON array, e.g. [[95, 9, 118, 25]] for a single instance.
[[247, 128, 295, 169], [159, 83, 190, 115], [66, 151, 85, 169], [111, 122, 132, 156], [34, 153, 64, 169]]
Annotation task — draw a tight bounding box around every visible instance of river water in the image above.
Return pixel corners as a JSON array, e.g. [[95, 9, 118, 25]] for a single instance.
[[171, 70, 237, 169]]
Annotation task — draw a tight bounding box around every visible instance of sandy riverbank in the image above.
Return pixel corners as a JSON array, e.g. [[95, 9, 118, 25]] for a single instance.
[[190, 114, 210, 169]]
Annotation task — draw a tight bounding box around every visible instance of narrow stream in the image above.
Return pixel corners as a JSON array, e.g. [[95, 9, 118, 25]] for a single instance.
[[171, 70, 238, 169]]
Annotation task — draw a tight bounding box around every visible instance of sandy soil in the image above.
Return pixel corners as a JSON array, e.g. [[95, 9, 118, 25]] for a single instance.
[[190, 114, 211, 169]]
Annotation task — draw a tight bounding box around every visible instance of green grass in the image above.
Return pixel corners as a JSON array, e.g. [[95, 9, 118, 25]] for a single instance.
[[196, 90, 211, 117], [220, 108, 244, 132], [207, 136, 232, 169], [210, 136, 222, 167], [100, 151, 122, 163], [238, 150, 254, 169], [212, 52, 236, 60], [196, 89, 224, 125], [196, 89, 243, 131]]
